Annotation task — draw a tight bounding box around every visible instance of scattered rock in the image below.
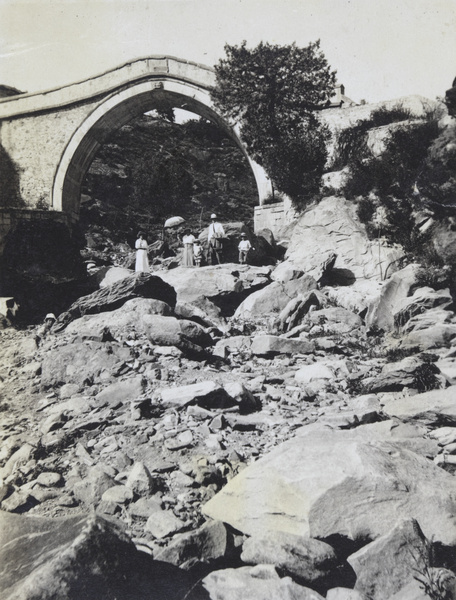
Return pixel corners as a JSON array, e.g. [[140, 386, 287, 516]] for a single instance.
[[251, 335, 314, 356], [348, 519, 428, 600], [241, 530, 339, 587], [202, 564, 324, 600], [154, 520, 228, 568], [145, 508, 186, 539]]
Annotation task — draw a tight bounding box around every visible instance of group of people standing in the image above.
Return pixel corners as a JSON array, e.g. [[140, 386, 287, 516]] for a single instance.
[[135, 213, 254, 272], [182, 213, 225, 268]]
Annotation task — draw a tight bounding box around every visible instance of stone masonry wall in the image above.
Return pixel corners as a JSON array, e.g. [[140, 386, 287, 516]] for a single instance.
[[0, 102, 98, 209]]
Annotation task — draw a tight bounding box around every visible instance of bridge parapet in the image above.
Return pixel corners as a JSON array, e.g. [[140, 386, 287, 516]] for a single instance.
[[0, 56, 216, 119]]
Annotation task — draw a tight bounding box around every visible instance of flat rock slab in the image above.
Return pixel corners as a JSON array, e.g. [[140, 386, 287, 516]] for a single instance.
[[251, 335, 314, 356], [157, 265, 271, 304], [57, 272, 176, 329], [160, 381, 234, 410], [203, 425, 456, 545], [381, 386, 456, 426], [64, 298, 173, 339], [95, 376, 145, 408]]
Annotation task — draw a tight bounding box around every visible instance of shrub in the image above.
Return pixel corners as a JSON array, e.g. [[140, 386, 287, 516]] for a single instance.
[[415, 264, 452, 290], [369, 103, 414, 127], [413, 362, 441, 392]]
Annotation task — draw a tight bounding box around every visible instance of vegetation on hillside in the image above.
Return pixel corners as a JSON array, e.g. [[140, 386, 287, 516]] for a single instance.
[[211, 40, 335, 209], [331, 102, 456, 289], [80, 114, 258, 246]]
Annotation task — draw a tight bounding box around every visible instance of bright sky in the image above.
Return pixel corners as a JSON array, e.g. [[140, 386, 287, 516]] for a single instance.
[[0, 0, 455, 104]]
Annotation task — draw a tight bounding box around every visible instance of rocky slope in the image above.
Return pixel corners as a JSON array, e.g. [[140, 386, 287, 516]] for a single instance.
[[2, 196, 456, 599]]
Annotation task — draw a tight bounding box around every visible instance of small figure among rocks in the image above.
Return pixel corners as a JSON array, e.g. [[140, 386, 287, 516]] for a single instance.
[[207, 214, 225, 265], [135, 231, 149, 273], [35, 312, 56, 347], [238, 233, 254, 264], [182, 229, 197, 267], [193, 239, 203, 267]]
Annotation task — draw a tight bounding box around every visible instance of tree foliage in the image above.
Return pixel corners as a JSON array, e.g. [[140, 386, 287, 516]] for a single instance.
[[211, 40, 336, 207]]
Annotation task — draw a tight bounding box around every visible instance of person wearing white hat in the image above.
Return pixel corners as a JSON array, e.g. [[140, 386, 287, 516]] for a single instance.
[[35, 313, 56, 347], [207, 214, 225, 265], [238, 232, 254, 264]]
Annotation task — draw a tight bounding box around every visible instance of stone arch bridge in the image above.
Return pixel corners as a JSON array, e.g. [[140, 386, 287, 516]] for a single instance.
[[0, 56, 286, 265]]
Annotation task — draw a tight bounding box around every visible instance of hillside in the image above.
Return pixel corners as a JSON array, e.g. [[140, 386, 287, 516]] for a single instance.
[[80, 114, 259, 249]]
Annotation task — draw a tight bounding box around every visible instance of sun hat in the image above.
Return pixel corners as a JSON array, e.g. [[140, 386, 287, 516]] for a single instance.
[[45, 313, 56, 321], [210, 213, 217, 219]]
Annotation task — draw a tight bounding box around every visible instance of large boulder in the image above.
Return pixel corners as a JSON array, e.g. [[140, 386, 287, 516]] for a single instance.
[[156, 265, 271, 314], [143, 315, 213, 348], [202, 565, 324, 600], [234, 277, 317, 320], [64, 297, 174, 339], [57, 272, 176, 329], [365, 264, 419, 331], [0, 511, 203, 600], [154, 520, 229, 569], [241, 530, 339, 588], [198, 222, 277, 265], [394, 287, 454, 329], [285, 196, 404, 282], [347, 519, 428, 600], [380, 386, 456, 426], [203, 424, 456, 545]]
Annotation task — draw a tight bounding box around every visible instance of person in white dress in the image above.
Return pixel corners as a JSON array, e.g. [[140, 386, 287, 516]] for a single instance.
[[207, 213, 225, 265], [135, 232, 149, 272], [182, 229, 196, 267]]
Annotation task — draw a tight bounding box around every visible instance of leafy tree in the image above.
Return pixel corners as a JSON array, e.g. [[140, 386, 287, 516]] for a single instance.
[[211, 40, 336, 207]]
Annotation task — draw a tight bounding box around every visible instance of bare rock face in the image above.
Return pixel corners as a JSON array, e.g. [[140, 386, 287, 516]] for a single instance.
[[57, 272, 177, 329], [1, 219, 88, 322], [284, 196, 404, 282], [203, 424, 456, 545]]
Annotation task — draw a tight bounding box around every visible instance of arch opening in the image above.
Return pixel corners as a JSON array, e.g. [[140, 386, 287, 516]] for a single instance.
[[52, 80, 272, 218]]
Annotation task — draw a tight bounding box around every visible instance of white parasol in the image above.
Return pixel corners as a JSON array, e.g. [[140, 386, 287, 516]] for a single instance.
[[164, 216, 185, 229]]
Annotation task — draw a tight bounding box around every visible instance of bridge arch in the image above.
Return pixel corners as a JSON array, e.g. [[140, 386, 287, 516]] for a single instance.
[[50, 58, 272, 217]]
